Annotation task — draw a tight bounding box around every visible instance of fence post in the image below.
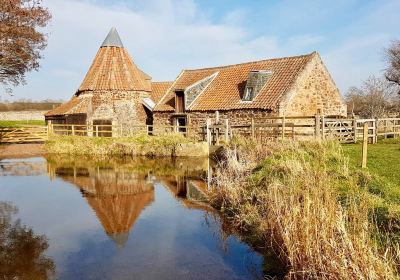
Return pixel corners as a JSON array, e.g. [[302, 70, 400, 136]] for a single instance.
[[206, 119, 211, 145], [315, 113, 321, 140], [225, 119, 229, 142], [353, 118, 357, 143], [71, 125, 75, 136], [281, 116, 286, 141], [47, 120, 51, 138], [374, 118, 378, 144], [95, 125, 99, 137], [321, 115, 325, 140], [362, 122, 368, 168], [251, 118, 255, 140]]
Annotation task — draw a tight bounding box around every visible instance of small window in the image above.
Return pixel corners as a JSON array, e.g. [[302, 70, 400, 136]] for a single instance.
[[243, 87, 254, 101]]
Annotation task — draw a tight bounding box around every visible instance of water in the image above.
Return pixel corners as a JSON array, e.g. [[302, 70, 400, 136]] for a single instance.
[[0, 155, 264, 279]]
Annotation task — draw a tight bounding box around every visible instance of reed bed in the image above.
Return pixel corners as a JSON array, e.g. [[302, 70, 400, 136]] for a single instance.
[[45, 133, 192, 157], [209, 138, 399, 279]]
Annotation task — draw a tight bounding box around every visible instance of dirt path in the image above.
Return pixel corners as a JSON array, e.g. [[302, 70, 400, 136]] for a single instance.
[[0, 144, 46, 159]]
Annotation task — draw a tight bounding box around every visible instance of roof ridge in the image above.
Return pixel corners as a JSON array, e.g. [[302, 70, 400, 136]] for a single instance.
[[183, 52, 316, 72]]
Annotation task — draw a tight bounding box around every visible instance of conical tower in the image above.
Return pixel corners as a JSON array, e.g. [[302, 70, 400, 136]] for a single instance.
[[78, 27, 151, 93], [45, 27, 155, 128]]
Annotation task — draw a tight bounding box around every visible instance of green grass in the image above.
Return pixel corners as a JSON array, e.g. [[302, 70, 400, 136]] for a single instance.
[[0, 120, 45, 127], [342, 138, 400, 205]]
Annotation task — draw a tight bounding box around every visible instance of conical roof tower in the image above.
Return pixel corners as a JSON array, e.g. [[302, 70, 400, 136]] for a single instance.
[[77, 27, 151, 93]]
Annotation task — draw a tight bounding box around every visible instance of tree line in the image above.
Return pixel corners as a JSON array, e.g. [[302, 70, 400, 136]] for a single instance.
[[346, 40, 400, 118], [0, 100, 63, 111]]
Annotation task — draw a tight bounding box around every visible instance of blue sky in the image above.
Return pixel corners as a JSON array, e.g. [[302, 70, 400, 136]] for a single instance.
[[3, 0, 400, 101]]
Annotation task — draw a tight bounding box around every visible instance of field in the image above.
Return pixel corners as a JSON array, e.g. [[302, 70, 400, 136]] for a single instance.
[[342, 138, 400, 210], [342, 138, 400, 187], [0, 120, 45, 127]]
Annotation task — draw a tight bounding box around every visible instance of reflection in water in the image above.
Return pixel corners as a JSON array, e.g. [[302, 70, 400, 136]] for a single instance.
[[52, 161, 156, 247], [0, 155, 266, 279], [0, 202, 55, 279]]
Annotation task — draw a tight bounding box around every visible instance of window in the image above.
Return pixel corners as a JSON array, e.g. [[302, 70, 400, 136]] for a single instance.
[[175, 117, 187, 134], [243, 87, 254, 101]]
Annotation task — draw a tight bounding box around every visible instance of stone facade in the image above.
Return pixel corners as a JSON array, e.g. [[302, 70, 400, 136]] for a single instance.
[[280, 54, 346, 117], [85, 90, 149, 127], [154, 109, 273, 127]]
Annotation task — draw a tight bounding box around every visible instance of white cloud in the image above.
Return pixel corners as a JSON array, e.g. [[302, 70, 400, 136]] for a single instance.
[[7, 0, 400, 100], [11, 0, 283, 100]]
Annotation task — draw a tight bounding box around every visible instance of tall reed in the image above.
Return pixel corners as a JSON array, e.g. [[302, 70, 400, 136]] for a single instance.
[[209, 138, 398, 279]]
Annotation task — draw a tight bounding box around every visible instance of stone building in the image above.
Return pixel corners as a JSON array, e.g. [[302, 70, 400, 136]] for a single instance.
[[47, 28, 346, 134], [153, 51, 346, 130], [45, 27, 171, 130]]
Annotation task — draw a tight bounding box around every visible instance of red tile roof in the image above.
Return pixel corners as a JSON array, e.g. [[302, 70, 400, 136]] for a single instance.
[[45, 97, 80, 116], [154, 52, 315, 112], [45, 96, 90, 116], [78, 46, 151, 92], [150, 82, 173, 104]]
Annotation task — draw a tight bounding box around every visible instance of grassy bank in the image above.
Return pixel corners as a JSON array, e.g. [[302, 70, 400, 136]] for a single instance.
[[45, 134, 195, 157], [209, 138, 399, 279], [0, 120, 45, 127], [343, 137, 400, 190]]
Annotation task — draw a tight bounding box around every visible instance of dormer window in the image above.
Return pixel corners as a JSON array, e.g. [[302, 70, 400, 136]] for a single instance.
[[243, 87, 254, 101], [242, 70, 273, 102]]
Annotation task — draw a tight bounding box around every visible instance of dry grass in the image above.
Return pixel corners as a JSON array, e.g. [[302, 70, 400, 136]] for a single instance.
[[209, 138, 399, 279], [45, 133, 192, 157]]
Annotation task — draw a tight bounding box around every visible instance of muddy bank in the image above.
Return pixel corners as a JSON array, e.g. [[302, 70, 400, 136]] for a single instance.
[[0, 144, 46, 158]]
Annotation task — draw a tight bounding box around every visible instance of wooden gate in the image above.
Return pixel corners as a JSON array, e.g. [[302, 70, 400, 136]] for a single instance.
[[323, 119, 355, 143], [0, 126, 48, 143]]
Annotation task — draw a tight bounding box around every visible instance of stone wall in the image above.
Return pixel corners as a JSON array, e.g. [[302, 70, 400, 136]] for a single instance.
[[80, 90, 149, 127], [154, 109, 273, 127], [153, 109, 274, 140], [0, 110, 47, 121], [281, 54, 347, 117]]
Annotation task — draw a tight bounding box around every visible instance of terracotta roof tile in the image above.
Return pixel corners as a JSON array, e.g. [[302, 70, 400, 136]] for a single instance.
[[45, 97, 81, 116], [150, 81, 173, 103], [154, 52, 315, 112], [78, 46, 151, 92], [45, 96, 91, 116]]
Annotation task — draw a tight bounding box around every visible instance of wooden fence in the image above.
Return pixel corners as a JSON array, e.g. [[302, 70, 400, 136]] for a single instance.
[[206, 116, 400, 145], [48, 123, 199, 138], [0, 126, 48, 143], [1, 116, 399, 144]]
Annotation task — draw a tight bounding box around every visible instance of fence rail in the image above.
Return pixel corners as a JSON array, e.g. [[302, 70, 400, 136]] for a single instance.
[[1, 116, 399, 144], [0, 125, 48, 143]]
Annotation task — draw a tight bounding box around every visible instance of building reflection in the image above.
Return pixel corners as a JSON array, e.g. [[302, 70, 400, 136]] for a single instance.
[[46, 155, 213, 245]]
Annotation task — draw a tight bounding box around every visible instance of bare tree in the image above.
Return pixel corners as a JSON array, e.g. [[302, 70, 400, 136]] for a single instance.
[[345, 76, 398, 118], [0, 0, 51, 93], [0, 201, 55, 279], [384, 40, 400, 94]]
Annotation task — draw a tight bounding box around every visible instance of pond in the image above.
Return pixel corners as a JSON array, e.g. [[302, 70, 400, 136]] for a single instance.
[[0, 155, 266, 280]]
